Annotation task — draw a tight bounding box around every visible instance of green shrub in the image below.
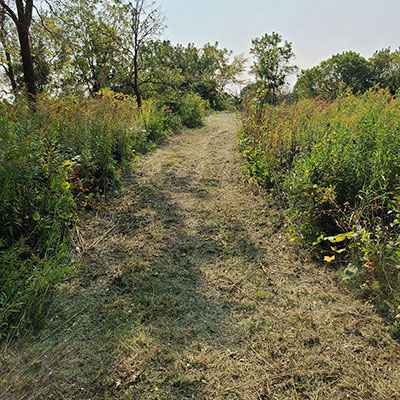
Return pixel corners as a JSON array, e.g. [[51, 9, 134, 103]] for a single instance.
[[162, 107, 183, 133], [0, 101, 76, 248], [36, 90, 141, 194], [179, 92, 207, 128], [239, 88, 400, 332], [0, 100, 76, 338], [162, 92, 207, 128], [134, 100, 170, 144]]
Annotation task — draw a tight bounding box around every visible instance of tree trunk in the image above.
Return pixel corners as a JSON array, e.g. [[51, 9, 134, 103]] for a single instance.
[[16, 23, 36, 99], [0, 0, 36, 100], [133, 53, 141, 107]]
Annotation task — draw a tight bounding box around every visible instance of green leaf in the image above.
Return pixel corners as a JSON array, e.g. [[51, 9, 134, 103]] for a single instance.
[[342, 264, 359, 281]]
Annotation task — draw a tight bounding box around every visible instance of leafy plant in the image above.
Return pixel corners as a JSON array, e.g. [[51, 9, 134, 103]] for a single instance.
[[164, 92, 207, 128], [239, 88, 400, 332], [0, 88, 191, 339]]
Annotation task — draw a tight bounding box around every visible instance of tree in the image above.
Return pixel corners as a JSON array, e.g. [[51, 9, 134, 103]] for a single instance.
[[1, 2, 71, 95], [0, 0, 132, 96], [179, 42, 246, 109], [133, 40, 246, 109], [294, 52, 374, 99], [0, 0, 36, 99], [124, 0, 165, 107], [114, 39, 185, 98], [54, 0, 124, 95], [370, 48, 400, 94], [250, 32, 297, 104]]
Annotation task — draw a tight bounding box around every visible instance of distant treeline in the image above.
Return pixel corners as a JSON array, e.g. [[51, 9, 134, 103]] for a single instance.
[[294, 49, 400, 99], [241, 31, 400, 102]]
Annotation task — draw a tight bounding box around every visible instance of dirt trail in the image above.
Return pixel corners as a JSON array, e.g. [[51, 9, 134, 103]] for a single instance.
[[2, 113, 400, 399]]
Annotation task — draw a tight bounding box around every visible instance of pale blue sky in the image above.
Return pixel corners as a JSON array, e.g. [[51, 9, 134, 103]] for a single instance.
[[161, 0, 400, 80]]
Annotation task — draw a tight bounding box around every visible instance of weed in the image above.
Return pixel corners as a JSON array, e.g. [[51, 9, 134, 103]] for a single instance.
[[0, 89, 195, 339], [239, 88, 400, 331]]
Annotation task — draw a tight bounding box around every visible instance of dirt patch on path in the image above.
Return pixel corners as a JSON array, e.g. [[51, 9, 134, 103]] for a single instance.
[[2, 113, 400, 399]]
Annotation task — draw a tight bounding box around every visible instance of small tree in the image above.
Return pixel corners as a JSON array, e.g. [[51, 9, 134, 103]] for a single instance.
[[127, 0, 165, 107], [250, 32, 297, 104]]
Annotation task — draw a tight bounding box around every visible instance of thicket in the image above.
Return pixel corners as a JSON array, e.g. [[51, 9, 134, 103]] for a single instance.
[[0, 89, 206, 339], [239, 88, 400, 334]]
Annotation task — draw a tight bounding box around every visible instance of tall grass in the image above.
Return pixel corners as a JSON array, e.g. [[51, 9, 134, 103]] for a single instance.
[[0, 89, 206, 339], [239, 88, 400, 334]]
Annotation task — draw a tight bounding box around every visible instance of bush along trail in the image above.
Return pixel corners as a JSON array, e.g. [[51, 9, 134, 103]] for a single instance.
[[2, 113, 400, 399]]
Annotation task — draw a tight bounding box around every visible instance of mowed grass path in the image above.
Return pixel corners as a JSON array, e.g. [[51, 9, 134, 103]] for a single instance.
[[2, 113, 400, 399]]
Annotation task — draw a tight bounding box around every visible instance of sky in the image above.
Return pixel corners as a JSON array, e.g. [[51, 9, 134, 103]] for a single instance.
[[160, 0, 400, 85]]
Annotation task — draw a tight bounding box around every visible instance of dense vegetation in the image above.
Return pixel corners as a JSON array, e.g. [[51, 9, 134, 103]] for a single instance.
[[238, 33, 400, 336], [0, 89, 208, 338], [239, 89, 400, 335]]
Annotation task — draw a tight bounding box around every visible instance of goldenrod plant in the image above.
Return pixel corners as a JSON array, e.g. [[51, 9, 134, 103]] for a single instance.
[[239, 87, 400, 333]]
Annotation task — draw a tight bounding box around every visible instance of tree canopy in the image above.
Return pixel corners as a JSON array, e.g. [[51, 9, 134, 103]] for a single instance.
[[294, 51, 374, 99], [250, 32, 297, 104], [0, 0, 245, 110]]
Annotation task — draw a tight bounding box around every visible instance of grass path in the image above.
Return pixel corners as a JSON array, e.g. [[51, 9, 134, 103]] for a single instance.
[[2, 113, 400, 399]]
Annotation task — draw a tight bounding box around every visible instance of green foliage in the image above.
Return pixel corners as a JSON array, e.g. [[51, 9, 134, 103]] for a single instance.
[[239, 88, 400, 330], [0, 99, 76, 337], [162, 92, 207, 128], [2, 1, 244, 112], [174, 42, 245, 110], [370, 47, 400, 95], [114, 39, 245, 111], [176, 92, 207, 128], [2, 1, 244, 109], [0, 100, 76, 248], [37, 0, 127, 95], [0, 89, 187, 339], [294, 51, 376, 99], [134, 100, 171, 143], [250, 32, 297, 104]]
